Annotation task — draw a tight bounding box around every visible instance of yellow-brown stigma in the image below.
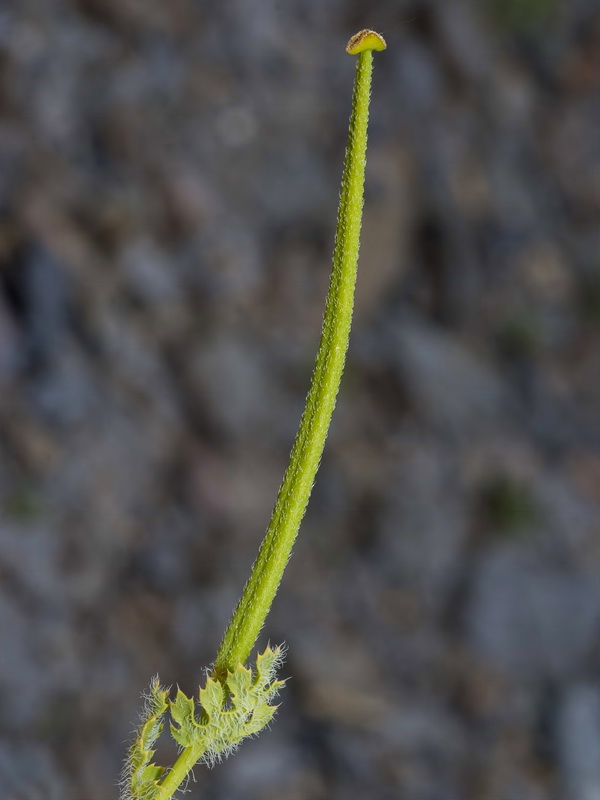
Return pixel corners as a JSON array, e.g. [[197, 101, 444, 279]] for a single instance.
[[345, 29, 387, 55]]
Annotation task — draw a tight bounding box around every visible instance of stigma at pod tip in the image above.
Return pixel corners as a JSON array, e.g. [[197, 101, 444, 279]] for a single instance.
[[346, 29, 387, 55]]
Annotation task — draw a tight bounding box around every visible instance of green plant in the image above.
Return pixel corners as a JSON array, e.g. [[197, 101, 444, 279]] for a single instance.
[[121, 28, 386, 800]]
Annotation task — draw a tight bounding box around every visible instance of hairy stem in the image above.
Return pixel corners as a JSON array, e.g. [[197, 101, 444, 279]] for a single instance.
[[155, 743, 205, 800]]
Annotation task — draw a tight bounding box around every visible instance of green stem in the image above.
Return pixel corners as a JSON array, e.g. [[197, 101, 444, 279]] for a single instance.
[[155, 743, 206, 800], [155, 29, 385, 800]]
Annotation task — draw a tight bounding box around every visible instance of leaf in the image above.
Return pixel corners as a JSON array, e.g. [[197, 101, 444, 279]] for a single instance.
[[169, 689, 197, 748], [168, 646, 285, 764], [122, 677, 169, 800], [199, 677, 226, 717], [123, 647, 286, 797]]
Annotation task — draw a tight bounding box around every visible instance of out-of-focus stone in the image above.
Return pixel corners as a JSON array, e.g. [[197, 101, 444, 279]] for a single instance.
[[391, 317, 510, 435], [468, 543, 600, 678], [558, 685, 600, 800]]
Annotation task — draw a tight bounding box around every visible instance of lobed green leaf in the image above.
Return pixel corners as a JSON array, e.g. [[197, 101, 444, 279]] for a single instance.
[[122, 677, 169, 800], [169, 646, 284, 763]]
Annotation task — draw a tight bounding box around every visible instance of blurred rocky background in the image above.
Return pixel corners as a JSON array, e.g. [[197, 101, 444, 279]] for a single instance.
[[1, 0, 600, 798]]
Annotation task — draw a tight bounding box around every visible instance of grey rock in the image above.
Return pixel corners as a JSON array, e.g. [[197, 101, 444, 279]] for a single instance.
[[379, 443, 469, 614], [558, 685, 600, 800], [391, 318, 510, 435], [0, 742, 69, 799], [468, 544, 600, 679]]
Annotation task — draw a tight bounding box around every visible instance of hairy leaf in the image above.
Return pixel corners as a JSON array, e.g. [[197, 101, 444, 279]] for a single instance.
[[122, 677, 169, 800], [169, 646, 285, 764]]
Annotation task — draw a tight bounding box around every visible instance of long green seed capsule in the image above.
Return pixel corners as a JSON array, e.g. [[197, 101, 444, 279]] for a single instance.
[[215, 28, 387, 675]]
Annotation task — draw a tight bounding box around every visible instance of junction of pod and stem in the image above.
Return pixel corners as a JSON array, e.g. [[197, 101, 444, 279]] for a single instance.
[[346, 28, 387, 55]]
